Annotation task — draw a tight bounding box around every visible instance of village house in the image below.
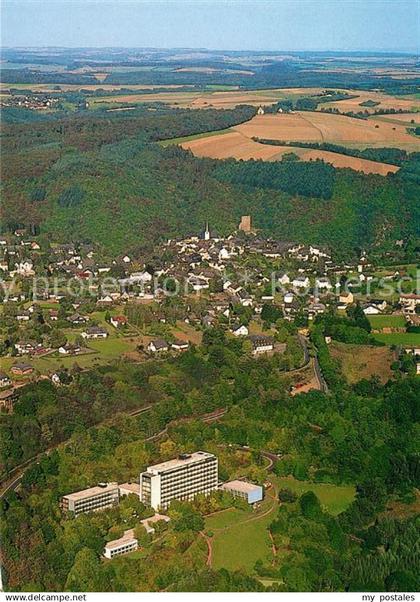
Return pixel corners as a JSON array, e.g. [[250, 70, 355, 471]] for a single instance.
[[339, 291, 354, 306], [10, 362, 34, 376], [110, 315, 128, 328], [0, 372, 12, 388], [231, 324, 249, 337], [278, 273, 290, 286], [147, 339, 169, 353], [171, 339, 189, 351], [363, 304, 382, 315], [248, 335, 274, 355], [58, 343, 82, 355], [292, 276, 310, 289], [16, 310, 31, 321], [81, 326, 108, 339], [399, 293, 420, 315], [14, 340, 41, 355], [68, 313, 89, 325]]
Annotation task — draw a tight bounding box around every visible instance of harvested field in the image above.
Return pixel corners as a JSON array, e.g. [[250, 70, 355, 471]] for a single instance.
[[180, 116, 403, 174], [370, 112, 420, 126], [287, 148, 398, 175], [181, 131, 284, 160], [234, 112, 419, 149], [318, 89, 420, 113]]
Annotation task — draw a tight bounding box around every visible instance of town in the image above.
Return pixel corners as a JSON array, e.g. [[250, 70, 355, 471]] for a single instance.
[[0, 215, 419, 413]]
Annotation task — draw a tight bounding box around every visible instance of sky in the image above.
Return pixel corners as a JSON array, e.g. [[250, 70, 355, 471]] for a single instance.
[[1, 0, 419, 52]]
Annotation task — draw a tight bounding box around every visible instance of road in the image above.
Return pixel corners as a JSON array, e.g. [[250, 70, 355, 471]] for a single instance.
[[313, 354, 329, 393]]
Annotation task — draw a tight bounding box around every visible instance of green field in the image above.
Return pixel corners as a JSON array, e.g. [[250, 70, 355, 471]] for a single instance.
[[368, 315, 407, 329], [158, 127, 232, 147], [273, 476, 356, 516], [209, 504, 276, 571], [373, 332, 420, 346], [205, 508, 250, 530]]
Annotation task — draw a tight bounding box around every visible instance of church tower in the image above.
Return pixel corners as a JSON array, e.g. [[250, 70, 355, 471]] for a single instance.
[[204, 221, 210, 241]]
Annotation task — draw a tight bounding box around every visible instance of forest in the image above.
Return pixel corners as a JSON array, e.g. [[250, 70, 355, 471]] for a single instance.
[[1, 104, 419, 257]]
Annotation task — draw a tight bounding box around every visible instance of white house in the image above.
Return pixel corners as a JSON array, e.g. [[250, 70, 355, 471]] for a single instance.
[[315, 277, 332, 291], [171, 339, 189, 351], [248, 335, 274, 355], [363, 305, 381, 315], [231, 324, 249, 337], [147, 339, 169, 353], [0, 372, 11, 388], [284, 292, 294, 304], [81, 326, 108, 339], [292, 276, 310, 289]]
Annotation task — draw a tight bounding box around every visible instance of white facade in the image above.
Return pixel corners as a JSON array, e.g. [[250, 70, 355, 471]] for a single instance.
[[61, 482, 119, 516], [139, 451, 218, 510], [103, 529, 138, 559]]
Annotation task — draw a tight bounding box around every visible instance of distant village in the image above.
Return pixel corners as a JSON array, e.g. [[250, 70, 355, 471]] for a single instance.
[[0, 215, 419, 409]]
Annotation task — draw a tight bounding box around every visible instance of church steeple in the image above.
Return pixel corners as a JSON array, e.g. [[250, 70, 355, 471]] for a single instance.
[[204, 221, 210, 241]]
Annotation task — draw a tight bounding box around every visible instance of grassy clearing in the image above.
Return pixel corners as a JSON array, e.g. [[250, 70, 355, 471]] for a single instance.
[[330, 341, 395, 384], [373, 332, 420, 346], [273, 476, 356, 516], [368, 315, 407, 329], [210, 504, 276, 571], [205, 508, 250, 531]]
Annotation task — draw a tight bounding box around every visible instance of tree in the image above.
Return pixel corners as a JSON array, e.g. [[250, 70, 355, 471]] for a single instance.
[[299, 492, 322, 520], [133, 524, 151, 547], [65, 548, 103, 592]]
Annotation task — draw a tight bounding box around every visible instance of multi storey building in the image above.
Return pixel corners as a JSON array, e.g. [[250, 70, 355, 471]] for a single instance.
[[60, 482, 119, 516], [139, 451, 218, 510]]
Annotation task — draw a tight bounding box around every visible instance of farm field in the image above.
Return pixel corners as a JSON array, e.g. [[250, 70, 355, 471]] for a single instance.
[[180, 130, 285, 160], [330, 341, 395, 384], [179, 105, 420, 173], [181, 132, 399, 174], [317, 89, 420, 113], [371, 113, 420, 126], [368, 315, 407, 329], [372, 332, 420, 347], [234, 112, 419, 149]]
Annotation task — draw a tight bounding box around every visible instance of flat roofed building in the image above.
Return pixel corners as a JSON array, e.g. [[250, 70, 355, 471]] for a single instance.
[[103, 529, 138, 559], [119, 482, 141, 498], [140, 451, 218, 510], [221, 479, 263, 504], [60, 482, 119, 516]]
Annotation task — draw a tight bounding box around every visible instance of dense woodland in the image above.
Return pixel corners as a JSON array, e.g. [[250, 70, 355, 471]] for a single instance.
[[1, 104, 419, 257]]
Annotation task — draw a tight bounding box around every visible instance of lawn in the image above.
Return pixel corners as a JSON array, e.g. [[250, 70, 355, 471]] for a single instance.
[[368, 315, 407, 329], [373, 332, 420, 347], [273, 476, 356, 516], [205, 507, 250, 531], [209, 503, 276, 572]]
